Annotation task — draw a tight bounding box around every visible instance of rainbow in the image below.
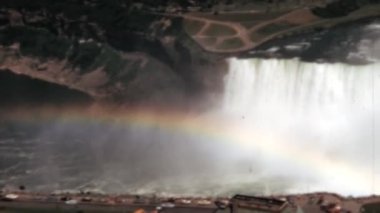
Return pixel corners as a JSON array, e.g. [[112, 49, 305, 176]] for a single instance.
[[3, 106, 376, 195]]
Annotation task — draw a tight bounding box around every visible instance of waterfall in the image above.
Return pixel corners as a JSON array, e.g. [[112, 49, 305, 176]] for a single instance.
[[223, 58, 380, 195]]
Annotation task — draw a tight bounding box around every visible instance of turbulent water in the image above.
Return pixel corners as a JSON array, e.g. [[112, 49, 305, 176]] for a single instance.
[[223, 58, 380, 195], [1, 58, 380, 196]]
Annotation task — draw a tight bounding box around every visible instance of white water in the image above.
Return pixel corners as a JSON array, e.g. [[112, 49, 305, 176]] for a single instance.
[[223, 58, 380, 196], [5, 58, 380, 197]]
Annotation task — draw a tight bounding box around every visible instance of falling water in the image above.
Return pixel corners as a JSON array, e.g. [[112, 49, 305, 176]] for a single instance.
[[223, 58, 380, 195], [3, 58, 380, 197]]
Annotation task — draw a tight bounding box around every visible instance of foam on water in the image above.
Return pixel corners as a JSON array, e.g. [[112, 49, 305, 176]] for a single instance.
[[222, 58, 380, 195]]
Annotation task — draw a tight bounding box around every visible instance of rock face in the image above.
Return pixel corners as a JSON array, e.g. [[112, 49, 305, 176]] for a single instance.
[[0, 33, 188, 106], [0, 0, 227, 107], [0, 0, 379, 106]]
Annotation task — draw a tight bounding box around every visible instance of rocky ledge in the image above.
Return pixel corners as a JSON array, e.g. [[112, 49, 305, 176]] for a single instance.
[[0, 0, 379, 106]]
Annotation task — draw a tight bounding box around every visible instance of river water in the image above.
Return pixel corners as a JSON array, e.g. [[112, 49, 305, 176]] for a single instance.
[[1, 58, 380, 196]]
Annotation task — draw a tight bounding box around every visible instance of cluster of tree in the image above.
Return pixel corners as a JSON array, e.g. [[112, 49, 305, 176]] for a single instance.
[[312, 0, 371, 17]]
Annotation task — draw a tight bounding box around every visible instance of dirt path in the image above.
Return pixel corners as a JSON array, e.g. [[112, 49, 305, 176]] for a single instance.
[[182, 9, 321, 53], [149, 5, 380, 54]]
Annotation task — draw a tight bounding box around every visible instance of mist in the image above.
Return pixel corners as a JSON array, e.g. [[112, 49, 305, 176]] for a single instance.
[[220, 58, 380, 196], [0, 108, 281, 197], [1, 57, 380, 197]]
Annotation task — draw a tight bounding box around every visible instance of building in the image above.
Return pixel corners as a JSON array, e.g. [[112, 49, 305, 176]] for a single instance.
[[231, 194, 288, 213]]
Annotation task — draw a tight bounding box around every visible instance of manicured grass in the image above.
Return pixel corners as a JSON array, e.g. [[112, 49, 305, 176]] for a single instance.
[[240, 21, 261, 29], [191, 11, 290, 22], [216, 38, 244, 50], [203, 24, 236, 36], [256, 21, 297, 35], [249, 32, 263, 42], [198, 37, 218, 47], [184, 20, 205, 35]]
